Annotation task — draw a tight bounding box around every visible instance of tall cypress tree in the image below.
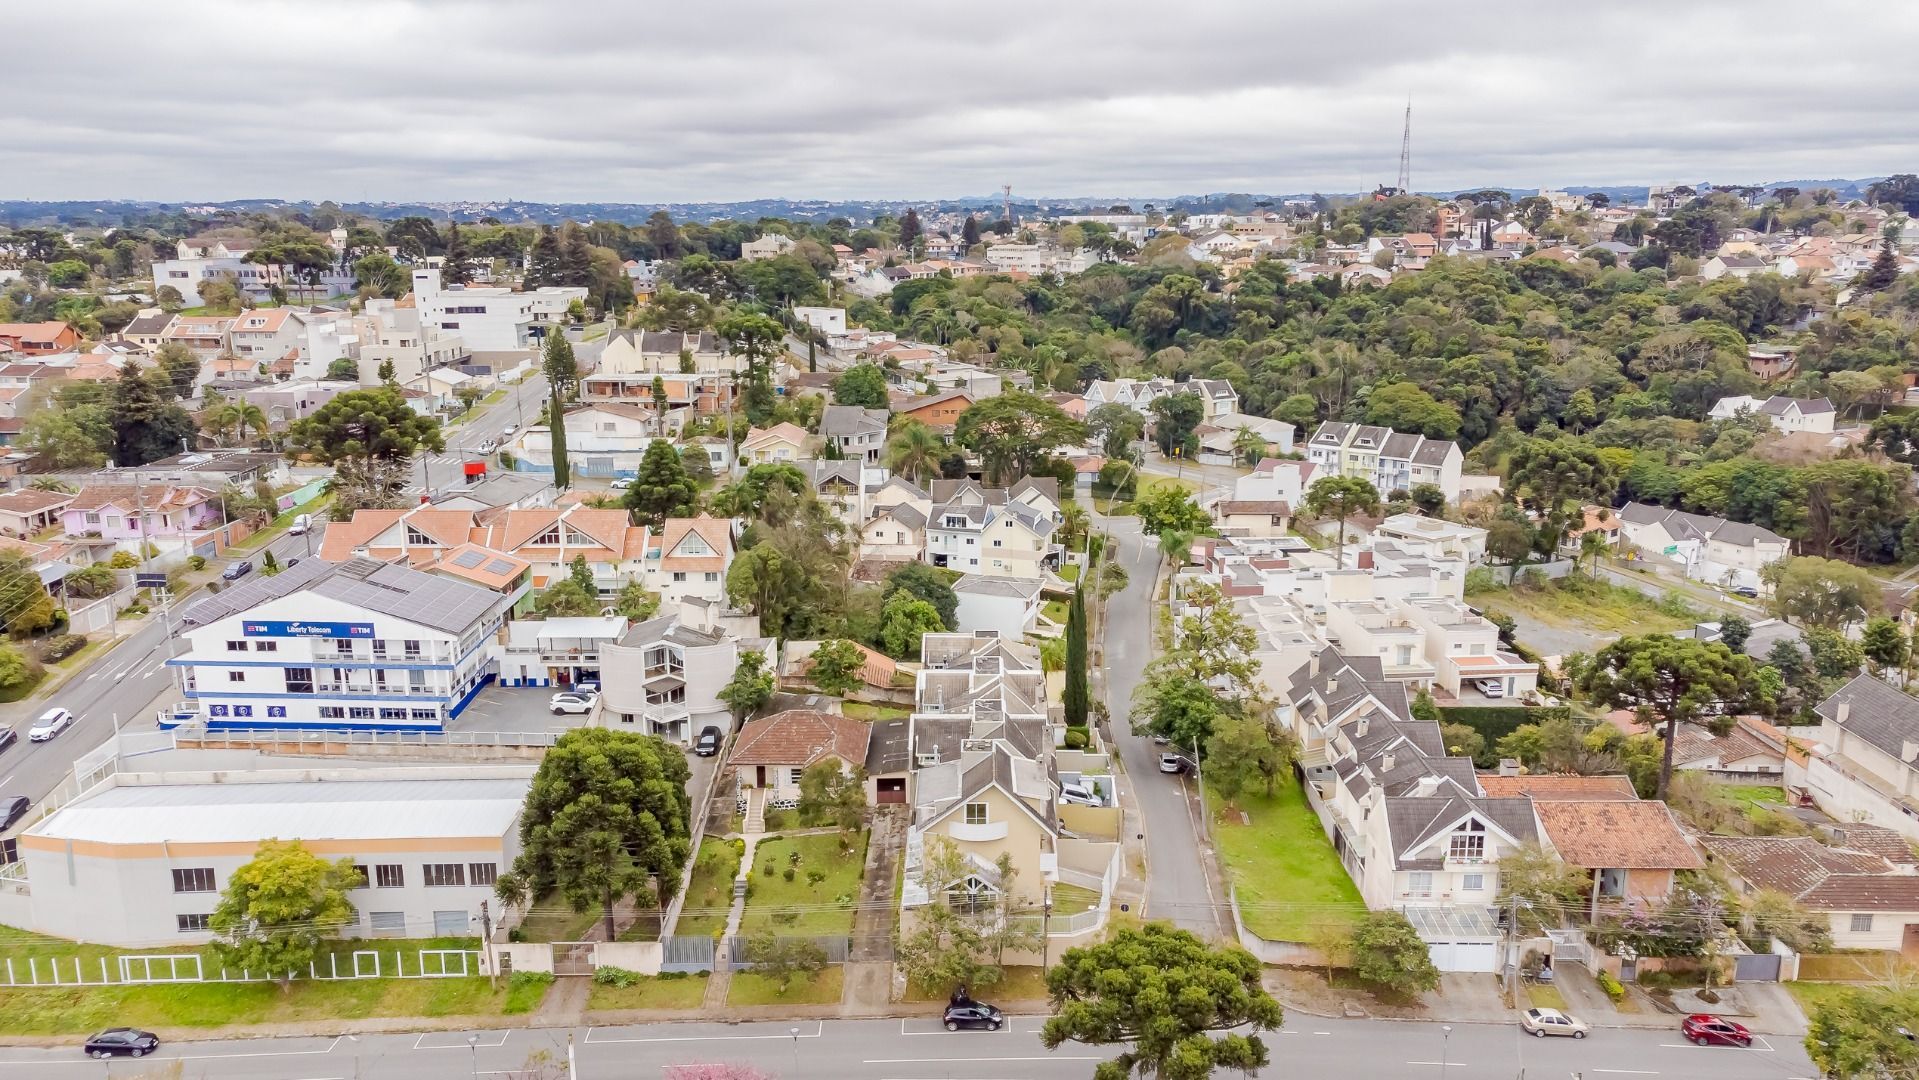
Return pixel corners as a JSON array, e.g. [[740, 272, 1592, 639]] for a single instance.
[[1064, 586, 1089, 727], [541, 331, 577, 488]]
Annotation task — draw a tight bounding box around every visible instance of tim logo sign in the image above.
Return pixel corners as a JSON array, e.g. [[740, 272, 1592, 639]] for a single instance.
[[242, 621, 376, 638]]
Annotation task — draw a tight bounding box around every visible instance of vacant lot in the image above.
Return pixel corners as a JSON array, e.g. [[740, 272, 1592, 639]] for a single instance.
[[1213, 779, 1366, 942], [1471, 575, 1696, 655]]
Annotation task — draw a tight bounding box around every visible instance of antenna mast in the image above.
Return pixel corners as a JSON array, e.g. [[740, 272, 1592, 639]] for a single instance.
[[1397, 98, 1412, 194], [1002, 184, 1014, 228]]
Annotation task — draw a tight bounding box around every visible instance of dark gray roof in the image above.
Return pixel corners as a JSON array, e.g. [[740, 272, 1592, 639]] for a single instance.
[[1380, 432, 1422, 459], [621, 614, 724, 648], [180, 557, 500, 634], [1410, 439, 1457, 466], [1758, 395, 1835, 416], [866, 718, 910, 774], [878, 503, 927, 530], [1310, 422, 1352, 445], [1817, 674, 1919, 770], [1619, 502, 1789, 549], [820, 405, 888, 438]]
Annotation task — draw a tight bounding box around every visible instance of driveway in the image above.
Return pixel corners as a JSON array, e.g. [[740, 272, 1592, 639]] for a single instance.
[[449, 685, 589, 735]]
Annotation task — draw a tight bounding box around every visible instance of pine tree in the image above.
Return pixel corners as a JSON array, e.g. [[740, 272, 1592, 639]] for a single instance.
[[541, 332, 577, 488], [558, 224, 594, 287], [1064, 586, 1089, 727], [526, 225, 563, 287], [898, 208, 923, 253], [623, 438, 700, 528], [440, 222, 473, 286], [962, 215, 981, 247], [568, 553, 596, 595], [1862, 222, 1904, 291]]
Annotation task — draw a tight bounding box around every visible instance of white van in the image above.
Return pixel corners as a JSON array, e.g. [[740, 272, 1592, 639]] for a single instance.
[[287, 514, 313, 535]]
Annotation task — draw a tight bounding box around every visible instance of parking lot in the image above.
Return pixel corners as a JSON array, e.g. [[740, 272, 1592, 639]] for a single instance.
[[449, 684, 588, 736]]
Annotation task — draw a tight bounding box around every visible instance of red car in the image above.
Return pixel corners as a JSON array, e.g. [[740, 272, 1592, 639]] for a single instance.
[[1681, 1014, 1753, 1047]]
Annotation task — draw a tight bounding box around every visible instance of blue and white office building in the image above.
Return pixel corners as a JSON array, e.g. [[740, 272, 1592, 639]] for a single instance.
[[168, 558, 508, 731]]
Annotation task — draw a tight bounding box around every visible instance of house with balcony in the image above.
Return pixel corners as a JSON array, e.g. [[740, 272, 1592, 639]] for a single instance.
[[1532, 799, 1702, 919], [1797, 675, 1919, 842], [60, 484, 221, 553], [1372, 514, 1488, 564], [820, 405, 889, 464], [600, 614, 763, 744], [1400, 596, 1538, 701], [495, 615, 628, 688], [924, 478, 1063, 579], [644, 515, 735, 609], [1324, 600, 1436, 687], [1304, 422, 1464, 502], [320, 505, 650, 602]]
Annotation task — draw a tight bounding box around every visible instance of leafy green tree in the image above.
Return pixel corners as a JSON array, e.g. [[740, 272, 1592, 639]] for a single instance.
[[613, 580, 659, 621], [1440, 722, 1487, 766], [325, 357, 360, 382], [1363, 381, 1461, 440], [1805, 986, 1919, 1078], [352, 253, 408, 298], [1764, 556, 1880, 629], [19, 408, 108, 468], [0, 645, 34, 690], [1805, 626, 1866, 681], [1495, 843, 1592, 934], [711, 463, 809, 525], [718, 650, 775, 722], [1086, 403, 1146, 460], [1862, 616, 1909, 672], [541, 332, 579, 487], [1131, 670, 1222, 750], [1349, 911, 1441, 996], [954, 391, 1085, 485], [742, 933, 827, 994], [1303, 474, 1381, 565], [725, 523, 850, 639], [505, 728, 691, 940], [0, 553, 58, 635], [623, 439, 700, 527], [1133, 485, 1210, 537], [796, 760, 866, 831], [536, 579, 599, 617], [1717, 614, 1752, 653], [288, 386, 443, 474], [155, 342, 201, 397], [109, 364, 197, 466], [808, 638, 866, 696], [882, 562, 958, 630], [1204, 707, 1299, 799], [567, 553, 597, 595], [1487, 518, 1535, 581], [209, 840, 359, 991], [833, 363, 889, 408], [1063, 587, 1089, 728], [1578, 634, 1755, 800], [884, 419, 944, 483], [1041, 923, 1283, 1080], [878, 592, 945, 660], [1148, 392, 1204, 458]]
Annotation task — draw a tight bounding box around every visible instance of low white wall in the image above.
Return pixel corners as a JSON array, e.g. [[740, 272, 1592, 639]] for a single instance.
[[593, 941, 663, 975], [494, 943, 553, 975]]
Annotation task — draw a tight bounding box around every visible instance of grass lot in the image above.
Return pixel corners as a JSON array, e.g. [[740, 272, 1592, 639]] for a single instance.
[[1042, 599, 1069, 623], [0, 974, 517, 1035], [586, 972, 709, 1011], [1049, 883, 1101, 916], [515, 893, 603, 943], [0, 924, 483, 978], [234, 492, 331, 553], [1526, 983, 1570, 1012], [1712, 782, 1786, 807], [1212, 779, 1366, 942], [1060, 563, 1081, 583], [1470, 575, 1696, 637], [1787, 981, 1867, 1015], [727, 965, 843, 1006], [675, 839, 744, 938], [1094, 473, 1201, 516], [740, 832, 868, 936], [841, 701, 911, 722], [905, 964, 1050, 1003]]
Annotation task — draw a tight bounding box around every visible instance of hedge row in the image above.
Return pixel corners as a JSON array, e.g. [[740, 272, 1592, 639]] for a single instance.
[[1436, 705, 1572, 752]]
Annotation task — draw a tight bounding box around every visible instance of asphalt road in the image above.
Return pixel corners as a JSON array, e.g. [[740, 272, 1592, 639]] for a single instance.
[[0, 1014, 1821, 1079], [1094, 514, 1228, 940]]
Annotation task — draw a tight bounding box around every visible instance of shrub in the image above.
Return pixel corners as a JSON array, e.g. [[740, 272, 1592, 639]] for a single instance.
[[805, 869, 825, 886], [187, 555, 207, 571], [762, 864, 775, 877], [593, 965, 644, 987], [108, 551, 140, 569], [1597, 970, 1625, 1001], [37, 633, 88, 663], [782, 867, 796, 882], [1063, 727, 1089, 750]]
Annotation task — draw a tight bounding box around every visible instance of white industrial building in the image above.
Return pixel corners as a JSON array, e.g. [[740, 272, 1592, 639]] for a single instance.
[[6, 765, 531, 948], [167, 558, 510, 731], [410, 269, 585, 353]]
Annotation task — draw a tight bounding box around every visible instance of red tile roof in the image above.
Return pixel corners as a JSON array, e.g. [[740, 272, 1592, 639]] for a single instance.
[[1535, 800, 1702, 870], [729, 709, 869, 768]]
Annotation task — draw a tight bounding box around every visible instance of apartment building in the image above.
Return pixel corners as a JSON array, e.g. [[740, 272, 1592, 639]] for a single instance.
[[152, 238, 355, 308], [411, 268, 585, 353], [600, 614, 768, 744], [579, 330, 744, 414], [1305, 422, 1464, 502]]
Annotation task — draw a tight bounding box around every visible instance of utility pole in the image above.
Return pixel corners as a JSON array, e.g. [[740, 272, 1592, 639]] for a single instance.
[[1397, 97, 1413, 195], [1041, 886, 1052, 971], [479, 900, 496, 988], [1504, 891, 1520, 999]]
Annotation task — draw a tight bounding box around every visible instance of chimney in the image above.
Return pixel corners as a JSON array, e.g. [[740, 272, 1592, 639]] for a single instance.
[[1357, 550, 1375, 570], [1355, 715, 1370, 739], [1381, 752, 1396, 774], [1836, 702, 1851, 725], [1498, 758, 1521, 776], [1310, 652, 1321, 678], [1904, 741, 1919, 765]]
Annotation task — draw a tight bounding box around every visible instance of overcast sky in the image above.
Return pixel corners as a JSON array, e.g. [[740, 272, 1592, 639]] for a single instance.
[[10, 0, 1919, 204]]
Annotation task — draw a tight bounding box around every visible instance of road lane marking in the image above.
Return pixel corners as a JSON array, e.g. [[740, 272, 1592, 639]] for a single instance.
[[415, 1030, 508, 1050], [1658, 1043, 1775, 1052], [586, 1021, 823, 1044], [900, 1018, 1010, 1036], [1592, 1070, 1660, 1075]]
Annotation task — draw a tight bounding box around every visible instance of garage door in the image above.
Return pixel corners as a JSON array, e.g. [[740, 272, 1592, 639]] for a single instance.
[[875, 778, 906, 804], [1428, 940, 1498, 972]]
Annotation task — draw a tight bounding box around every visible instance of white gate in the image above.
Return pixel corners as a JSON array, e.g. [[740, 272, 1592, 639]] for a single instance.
[[416, 950, 471, 978], [120, 954, 204, 983]]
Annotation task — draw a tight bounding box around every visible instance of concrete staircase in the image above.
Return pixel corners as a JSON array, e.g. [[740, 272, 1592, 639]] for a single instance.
[[743, 787, 767, 834]]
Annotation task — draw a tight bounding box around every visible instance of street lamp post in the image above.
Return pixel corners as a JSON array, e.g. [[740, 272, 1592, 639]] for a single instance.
[[467, 1033, 479, 1078], [789, 1026, 801, 1074], [1438, 1024, 1452, 1080]]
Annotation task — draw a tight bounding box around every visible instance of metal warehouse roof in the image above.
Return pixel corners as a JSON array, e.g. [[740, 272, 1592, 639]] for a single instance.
[[180, 556, 501, 635], [32, 776, 529, 845]]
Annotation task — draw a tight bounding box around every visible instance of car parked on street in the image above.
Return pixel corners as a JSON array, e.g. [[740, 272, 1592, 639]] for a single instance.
[[0, 795, 30, 831], [1158, 752, 1190, 774], [943, 1000, 1003, 1031], [221, 560, 253, 581], [29, 707, 74, 742], [549, 692, 598, 716], [83, 1028, 160, 1058], [1520, 1007, 1589, 1039], [1681, 1014, 1752, 1047], [287, 514, 313, 535], [610, 477, 633, 490], [0, 724, 15, 753], [694, 726, 723, 757]]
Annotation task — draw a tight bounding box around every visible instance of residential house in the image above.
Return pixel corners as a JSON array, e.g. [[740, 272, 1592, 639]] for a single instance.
[[601, 614, 766, 745], [893, 390, 973, 434], [782, 638, 898, 696], [509, 403, 665, 476], [791, 307, 846, 334], [0, 322, 79, 356], [495, 615, 628, 689], [647, 516, 735, 609], [1305, 422, 1465, 502], [952, 576, 1044, 639], [740, 233, 798, 261], [1372, 514, 1488, 564], [0, 489, 74, 538], [319, 504, 649, 602], [1706, 395, 1837, 434], [924, 478, 1063, 579], [1616, 502, 1791, 592], [1533, 800, 1703, 917], [729, 708, 870, 820], [1700, 254, 1770, 281], [1400, 596, 1538, 700], [226, 309, 309, 365], [1665, 720, 1785, 780], [61, 485, 220, 550], [410, 268, 584, 354], [579, 330, 742, 414], [1798, 675, 1919, 841], [1212, 499, 1294, 538], [738, 422, 816, 465], [152, 238, 355, 308], [1701, 835, 1919, 956], [820, 405, 889, 464], [1194, 414, 1293, 464]]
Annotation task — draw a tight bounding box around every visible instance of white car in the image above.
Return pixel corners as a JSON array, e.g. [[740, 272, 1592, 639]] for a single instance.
[[1520, 1007, 1589, 1039], [287, 514, 313, 536], [1060, 781, 1107, 807], [28, 707, 74, 742], [609, 478, 633, 490], [1475, 678, 1506, 698], [502, 425, 517, 437], [476, 439, 497, 454], [549, 692, 598, 716]]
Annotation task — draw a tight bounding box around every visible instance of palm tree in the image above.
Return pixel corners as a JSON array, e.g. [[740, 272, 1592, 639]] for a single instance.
[[1059, 503, 1089, 553], [1158, 528, 1195, 570], [885, 419, 943, 483], [201, 402, 239, 446], [231, 402, 269, 447], [1579, 528, 1612, 579], [1232, 426, 1270, 467], [27, 478, 72, 494]]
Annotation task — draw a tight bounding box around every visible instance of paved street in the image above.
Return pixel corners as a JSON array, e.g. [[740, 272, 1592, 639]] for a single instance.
[[0, 1014, 1820, 1079], [1094, 514, 1228, 940]]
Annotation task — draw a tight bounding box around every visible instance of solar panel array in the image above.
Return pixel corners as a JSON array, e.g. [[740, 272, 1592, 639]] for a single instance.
[[450, 549, 487, 569]]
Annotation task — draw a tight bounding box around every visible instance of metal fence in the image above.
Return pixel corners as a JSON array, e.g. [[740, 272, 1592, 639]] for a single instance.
[[0, 947, 486, 987], [660, 935, 717, 973], [723, 935, 852, 970]]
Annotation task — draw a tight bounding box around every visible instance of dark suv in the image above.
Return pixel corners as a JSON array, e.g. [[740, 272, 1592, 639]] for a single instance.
[[694, 726, 723, 757]]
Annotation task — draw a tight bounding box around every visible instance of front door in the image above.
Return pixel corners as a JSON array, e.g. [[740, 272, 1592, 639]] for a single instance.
[[756, 765, 767, 787], [1903, 923, 1919, 961]]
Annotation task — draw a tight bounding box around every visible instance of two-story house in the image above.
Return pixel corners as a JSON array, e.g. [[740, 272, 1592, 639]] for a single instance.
[[601, 614, 766, 745], [61, 485, 221, 551], [578, 330, 743, 415], [1707, 395, 1838, 434], [1616, 503, 1791, 593], [923, 479, 1063, 579], [1400, 596, 1538, 701], [1801, 675, 1919, 841], [1304, 422, 1464, 502], [819, 405, 889, 465], [738, 422, 817, 465]]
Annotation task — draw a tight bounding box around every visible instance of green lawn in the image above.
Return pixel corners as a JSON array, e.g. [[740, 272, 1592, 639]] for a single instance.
[[587, 972, 709, 1011], [676, 839, 744, 938], [905, 964, 1049, 1003], [1713, 782, 1786, 808], [1049, 883, 1101, 916], [0, 924, 480, 976], [1042, 600, 1069, 623], [727, 966, 843, 1006], [1787, 981, 1867, 1016], [740, 832, 867, 935], [515, 893, 604, 942], [234, 492, 332, 553], [1212, 778, 1366, 942], [1470, 576, 1695, 636], [841, 701, 910, 722], [1060, 563, 1082, 583], [0, 975, 514, 1035]]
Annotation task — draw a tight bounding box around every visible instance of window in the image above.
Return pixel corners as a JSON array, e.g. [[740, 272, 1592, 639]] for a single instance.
[[469, 862, 499, 887], [993, 539, 1002, 547], [434, 910, 471, 935], [672, 571, 687, 582], [1448, 832, 1486, 861], [349, 707, 375, 720], [319, 706, 346, 719], [172, 867, 216, 893], [226, 640, 248, 652], [227, 671, 245, 682], [253, 640, 277, 653], [176, 914, 211, 932], [411, 709, 439, 722], [705, 572, 718, 582], [1850, 913, 1874, 933], [351, 865, 369, 888], [369, 911, 407, 937], [1407, 872, 1434, 898], [284, 667, 314, 694], [379, 708, 408, 720], [1461, 873, 1485, 892], [964, 803, 989, 826], [422, 863, 467, 887], [374, 864, 405, 888]]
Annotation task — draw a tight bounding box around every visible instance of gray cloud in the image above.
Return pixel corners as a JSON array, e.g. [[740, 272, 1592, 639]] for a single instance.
[[7, 0, 1918, 203]]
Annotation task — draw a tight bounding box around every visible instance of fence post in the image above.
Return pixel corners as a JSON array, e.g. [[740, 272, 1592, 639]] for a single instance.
[[5, 957, 12, 985], [99, 957, 108, 984]]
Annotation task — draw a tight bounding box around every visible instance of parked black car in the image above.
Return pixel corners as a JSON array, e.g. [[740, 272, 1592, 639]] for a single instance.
[[221, 560, 253, 581], [694, 726, 723, 757], [0, 725, 15, 753], [943, 1000, 1003, 1031], [84, 1028, 160, 1058], [0, 796, 29, 832]]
